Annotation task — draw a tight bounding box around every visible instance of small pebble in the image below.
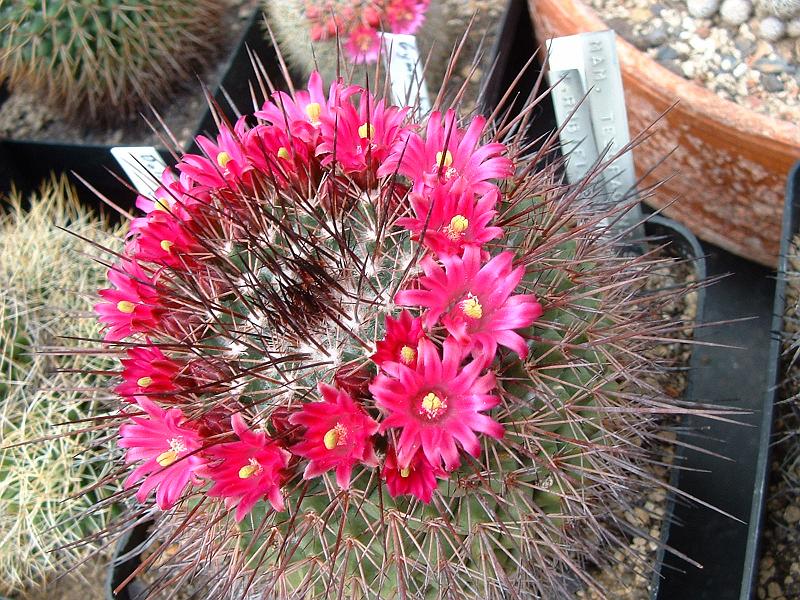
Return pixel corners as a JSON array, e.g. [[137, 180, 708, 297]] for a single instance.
[[656, 45, 680, 60], [788, 18, 800, 37], [754, 57, 793, 73], [687, 0, 721, 18], [784, 504, 800, 524], [767, 581, 782, 598], [720, 53, 737, 70], [759, 16, 787, 41], [762, 73, 786, 91], [720, 0, 754, 25]]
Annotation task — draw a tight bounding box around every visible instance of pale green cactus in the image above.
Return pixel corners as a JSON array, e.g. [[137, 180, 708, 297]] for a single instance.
[[0, 177, 124, 594]]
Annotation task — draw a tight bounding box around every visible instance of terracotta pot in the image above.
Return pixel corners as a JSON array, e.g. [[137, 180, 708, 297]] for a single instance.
[[529, 0, 800, 266]]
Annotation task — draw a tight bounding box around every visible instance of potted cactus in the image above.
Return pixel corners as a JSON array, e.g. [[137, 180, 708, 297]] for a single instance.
[[50, 31, 743, 594], [0, 177, 124, 595], [528, 0, 800, 267], [0, 1, 272, 209], [263, 0, 453, 87]]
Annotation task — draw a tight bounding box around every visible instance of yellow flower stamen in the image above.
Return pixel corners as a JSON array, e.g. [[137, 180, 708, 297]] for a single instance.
[[447, 214, 469, 240], [277, 146, 290, 160], [156, 450, 178, 467], [461, 294, 483, 319], [323, 423, 348, 449], [399, 345, 417, 364], [216, 151, 232, 169], [435, 150, 453, 168], [238, 458, 261, 479], [116, 301, 136, 314], [160, 240, 174, 253], [157, 437, 186, 466], [420, 392, 447, 419], [154, 197, 170, 211], [137, 376, 153, 388], [358, 122, 375, 140], [400, 467, 411, 478], [305, 102, 322, 124]]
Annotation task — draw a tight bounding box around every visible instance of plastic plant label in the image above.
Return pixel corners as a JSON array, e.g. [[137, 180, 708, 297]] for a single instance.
[[547, 68, 602, 186], [381, 33, 431, 117], [110, 146, 167, 197], [547, 31, 642, 237]]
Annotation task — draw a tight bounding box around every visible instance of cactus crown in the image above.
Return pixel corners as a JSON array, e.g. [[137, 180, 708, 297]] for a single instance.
[[0, 0, 223, 122], [0, 176, 123, 594], [69, 61, 725, 599]]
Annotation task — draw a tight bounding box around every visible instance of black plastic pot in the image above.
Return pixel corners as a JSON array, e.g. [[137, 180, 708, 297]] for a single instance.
[[0, 9, 275, 212], [499, 2, 783, 598], [107, 520, 153, 600]]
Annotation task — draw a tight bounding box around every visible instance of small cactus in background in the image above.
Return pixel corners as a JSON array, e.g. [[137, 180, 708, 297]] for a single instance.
[[72, 66, 725, 599], [0, 177, 123, 594], [0, 0, 224, 123], [263, 0, 452, 87]]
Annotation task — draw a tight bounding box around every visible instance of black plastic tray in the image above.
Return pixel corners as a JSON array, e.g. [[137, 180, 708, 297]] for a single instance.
[[0, 9, 275, 211]]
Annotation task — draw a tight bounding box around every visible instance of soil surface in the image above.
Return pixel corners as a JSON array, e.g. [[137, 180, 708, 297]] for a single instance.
[[578, 250, 698, 600], [585, 0, 800, 123]]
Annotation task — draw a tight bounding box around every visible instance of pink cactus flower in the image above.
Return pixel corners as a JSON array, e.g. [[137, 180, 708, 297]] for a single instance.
[[289, 383, 379, 489], [317, 91, 410, 176], [344, 24, 382, 63], [255, 72, 358, 147], [179, 118, 251, 189], [397, 185, 504, 257], [386, 0, 429, 34], [383, 445, 444, 503], [203, 413, 290, 521], [395, 246, 543, 362], [135, 168, 209, 215], [119, 397, 206, 510], [372, 310, 425, 375], [370, 337, 503, 471], [116, 345, 183, 399], [95, 261, 163, 341], [243, 124, 313, 186], [378, 109, 513, 195], [126, 210, 203, 269]]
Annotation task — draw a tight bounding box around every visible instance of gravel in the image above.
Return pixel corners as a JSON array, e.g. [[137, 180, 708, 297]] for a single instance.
[[585, 0, 800, 123]]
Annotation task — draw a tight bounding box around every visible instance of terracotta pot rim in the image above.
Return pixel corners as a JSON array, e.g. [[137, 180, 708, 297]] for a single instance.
[[529, 0, 800, 144]]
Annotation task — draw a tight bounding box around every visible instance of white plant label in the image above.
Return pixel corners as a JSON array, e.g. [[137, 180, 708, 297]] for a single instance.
[[111, 146, 167, 197], [547, 31, 642, 236], [547, 68, 602, 187], [381, 33, 431, 117]]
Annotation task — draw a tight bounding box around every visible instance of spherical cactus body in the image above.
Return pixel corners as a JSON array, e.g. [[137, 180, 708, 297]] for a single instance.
[[65, 58, 729, 600], [0, 177, 123, 593], [0, 0, 224, 122]]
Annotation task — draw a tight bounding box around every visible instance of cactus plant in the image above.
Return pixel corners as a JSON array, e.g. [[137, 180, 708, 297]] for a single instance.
[[0, 0, 224, 122], [73, 65, 729, 599], [0, 176, 124, 594], [263, 0, 453, 88]]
